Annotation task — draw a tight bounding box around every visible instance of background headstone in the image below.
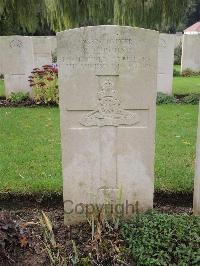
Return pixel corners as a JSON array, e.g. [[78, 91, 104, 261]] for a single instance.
[[181, 34, 200, 72], [193, 102, 200, 215], [58, 25, 158, 223], [1, 36, 34, 96], [174, 33, 183, 49], [0, 37, 5, 76], [157, 33, 174, 95], [32, 36, 52, 68]]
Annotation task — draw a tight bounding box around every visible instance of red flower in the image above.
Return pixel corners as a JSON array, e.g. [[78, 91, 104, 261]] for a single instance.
[[42, 64, 53, 68], [47, 77, 53, 81]]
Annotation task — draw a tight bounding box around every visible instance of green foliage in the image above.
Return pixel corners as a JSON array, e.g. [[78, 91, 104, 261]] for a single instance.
[[156, 92, 177, 104], [29, 65, 59, 105], [182, 93, 200, 105], [122, 211, 200, 266], [8, 92, 29, 104], [174, 43, 182, 65], [0, 0, 191, 34]]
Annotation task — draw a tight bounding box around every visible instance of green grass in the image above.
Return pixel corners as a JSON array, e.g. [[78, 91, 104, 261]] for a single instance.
[[0, 107, 62, 195], [173, 64, 200, 95], [173, 76, 200, 95], [0, 79, 5, 97], [173, 64, 181, 73], [155, 104, 198, 192], [0, 105, 198, 195]]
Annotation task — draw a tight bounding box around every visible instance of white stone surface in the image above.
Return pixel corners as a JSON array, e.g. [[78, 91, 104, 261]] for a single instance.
[[57, 25, 158, 223], [181, 34, 200, 72], [193, 102, 200, 215], [0, 37, 5, 75], [174, 33, 182, 49], [1, 36, 34, 96], [157, 34, 174, 95], [32, 36, 52, 68], [48, 36, 57, 55]]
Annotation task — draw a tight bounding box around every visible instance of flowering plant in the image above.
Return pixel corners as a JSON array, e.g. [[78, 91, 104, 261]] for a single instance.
[[28, 64, 59, 105]]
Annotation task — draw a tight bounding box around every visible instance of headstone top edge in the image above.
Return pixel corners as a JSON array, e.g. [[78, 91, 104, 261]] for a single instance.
[[56, 25, 159, 36]]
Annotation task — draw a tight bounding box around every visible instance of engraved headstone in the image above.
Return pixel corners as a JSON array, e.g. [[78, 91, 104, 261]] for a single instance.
[[57, 26, 159, 223], [193, 102, 200, 215], [181, 34, 200, 72], [157, 34, 174, 95], [1, 36, 34, 96]]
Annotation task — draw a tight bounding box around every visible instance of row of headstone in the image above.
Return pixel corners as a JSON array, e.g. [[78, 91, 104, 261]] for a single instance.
[[0, 33, 179, 97], [0, 36, 56, 96]]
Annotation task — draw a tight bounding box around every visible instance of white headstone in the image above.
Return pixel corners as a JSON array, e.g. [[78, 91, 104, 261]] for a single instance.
[[32, 36, 52, 68], [157, 34, 174, 95], [193, 102, 200, 215], [174, 33, 183, 49], [181, 34, 200, 72], [1, 36, 34, 96], [57, 26, 158, 223]]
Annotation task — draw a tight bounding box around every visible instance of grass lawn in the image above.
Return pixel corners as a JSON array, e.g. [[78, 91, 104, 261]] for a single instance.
[[0, 107, 62, 195], [0, 79, 5, 97], [173, 64, 200, 95], [0, 105, 198, 195], [174, 64, 181, 73], [155, 104, 198, 192], [173, 76, 200, 95]]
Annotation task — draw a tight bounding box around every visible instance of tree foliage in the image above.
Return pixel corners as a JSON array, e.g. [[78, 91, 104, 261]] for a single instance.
[[0, 0, 194, 34]]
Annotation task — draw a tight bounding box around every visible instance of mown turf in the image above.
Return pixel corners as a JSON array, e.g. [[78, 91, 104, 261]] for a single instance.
[[0, 105, 198, 195], [0, 79, 5, 96], [0, 107, 62, 195], [155, 104, 198, 192], [173, 76, 200, 95]]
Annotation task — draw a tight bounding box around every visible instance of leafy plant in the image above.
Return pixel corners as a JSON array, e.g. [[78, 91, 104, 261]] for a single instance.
[[8, 91, 29, 104], [122, 211, 200, 266], [182, 93, 200, 105], [156, 92, 177, 104], [29, 64, 58, 105], [174, 43, 182, 65]]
